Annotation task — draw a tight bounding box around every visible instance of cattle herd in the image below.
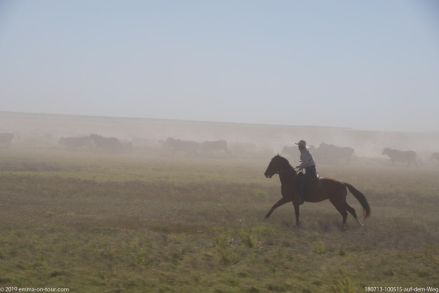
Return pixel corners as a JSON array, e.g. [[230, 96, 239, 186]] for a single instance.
[[162, 137, 228, 155], [1, 131, 439, 166], [59, 134, 132, 153]]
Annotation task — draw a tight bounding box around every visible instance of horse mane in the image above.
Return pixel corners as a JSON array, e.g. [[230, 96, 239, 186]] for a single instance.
[[275, 155, 296, 175]]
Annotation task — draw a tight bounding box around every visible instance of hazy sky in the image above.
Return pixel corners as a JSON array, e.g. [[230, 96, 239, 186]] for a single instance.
[[1, 0, 438, 132]]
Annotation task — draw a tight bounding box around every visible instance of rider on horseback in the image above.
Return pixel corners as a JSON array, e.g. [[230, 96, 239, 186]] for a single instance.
[[295, 140, 317, 204]]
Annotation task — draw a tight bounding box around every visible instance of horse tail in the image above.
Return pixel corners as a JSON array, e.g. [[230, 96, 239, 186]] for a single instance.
[[345, 183, 371, 219]]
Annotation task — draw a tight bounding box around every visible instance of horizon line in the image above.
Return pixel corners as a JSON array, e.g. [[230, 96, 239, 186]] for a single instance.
[[0, 110, 437, 135]]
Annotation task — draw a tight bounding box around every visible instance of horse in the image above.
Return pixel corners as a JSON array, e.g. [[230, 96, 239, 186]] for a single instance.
[[263, 155, 370, 228]]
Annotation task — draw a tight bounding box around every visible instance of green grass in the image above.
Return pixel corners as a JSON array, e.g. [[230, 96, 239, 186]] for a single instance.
[[0, 148, 438, 292]]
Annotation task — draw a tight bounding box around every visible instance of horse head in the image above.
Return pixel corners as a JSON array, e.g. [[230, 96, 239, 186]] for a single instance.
[[264, 154, 295, 178]]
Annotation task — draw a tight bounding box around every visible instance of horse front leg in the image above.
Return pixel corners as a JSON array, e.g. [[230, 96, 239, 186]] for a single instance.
[[293, 203, 301, 226], [264, 197, 289, 219]]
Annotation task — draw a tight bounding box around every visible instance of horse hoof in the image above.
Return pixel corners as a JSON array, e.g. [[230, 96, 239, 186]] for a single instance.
[[355, 219, 364, 227]]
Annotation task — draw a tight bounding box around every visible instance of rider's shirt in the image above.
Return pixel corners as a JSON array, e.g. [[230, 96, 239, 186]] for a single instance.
[[299, 148, 315, 168]]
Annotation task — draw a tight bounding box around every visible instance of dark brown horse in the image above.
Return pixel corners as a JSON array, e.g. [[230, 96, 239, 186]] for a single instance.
[[264, 155, 370, 228]]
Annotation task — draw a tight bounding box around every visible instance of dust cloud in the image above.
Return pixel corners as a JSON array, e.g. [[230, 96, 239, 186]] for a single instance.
[[1, 111, 438, 167]]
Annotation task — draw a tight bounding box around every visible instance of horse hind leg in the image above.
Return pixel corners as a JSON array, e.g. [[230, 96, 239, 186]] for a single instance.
[[329, 198, 348, 230], [345, 202, 363, 226]]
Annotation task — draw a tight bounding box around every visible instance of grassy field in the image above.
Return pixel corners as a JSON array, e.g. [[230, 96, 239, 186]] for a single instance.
[[0, 149, 438, 292]]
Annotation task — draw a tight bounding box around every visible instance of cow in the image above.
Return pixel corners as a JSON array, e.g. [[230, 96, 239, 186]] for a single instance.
[[0, 133, 14, 147], [59, 134, 131, 153], [382, 148, 417, 166], [200, 140, 228, 153], [162, 137, 229, 156], [313, 143, 355, 164], [89, 134, 131, 152], [162, 137, 200, 154], [59, 136, 94, 149]]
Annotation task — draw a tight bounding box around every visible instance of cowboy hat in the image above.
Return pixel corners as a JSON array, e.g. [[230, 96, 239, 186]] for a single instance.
[[295, 140, 306, 147]]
